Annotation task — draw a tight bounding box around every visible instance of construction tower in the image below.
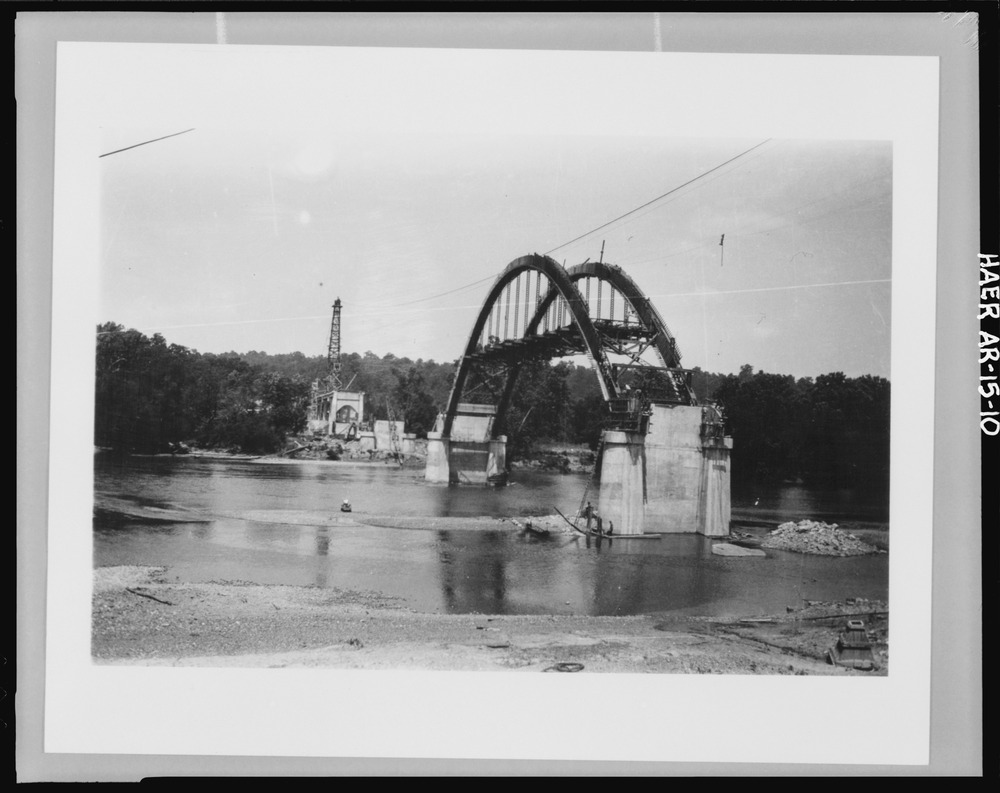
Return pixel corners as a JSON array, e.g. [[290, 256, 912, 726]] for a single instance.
[[327, 298, 343, 391]]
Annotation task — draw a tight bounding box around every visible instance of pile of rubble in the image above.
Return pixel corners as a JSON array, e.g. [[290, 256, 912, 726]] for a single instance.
[[760, 520, 881, 556], [278, 436, 426, 464]]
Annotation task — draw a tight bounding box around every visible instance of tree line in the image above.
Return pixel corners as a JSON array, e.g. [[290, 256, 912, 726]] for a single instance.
[[708, 364, 890, 490], [94, 323, 470, 454], [95, 323, 315, 454], [94, 323, 889, 489]]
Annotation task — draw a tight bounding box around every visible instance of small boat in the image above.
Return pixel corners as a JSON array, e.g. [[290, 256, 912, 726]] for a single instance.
[[512, 519, 550, 538], [605, 533, 661, 540], [552, 507, 661, 539], [586, 528, 661, 540], [523, 522, 551, 538]]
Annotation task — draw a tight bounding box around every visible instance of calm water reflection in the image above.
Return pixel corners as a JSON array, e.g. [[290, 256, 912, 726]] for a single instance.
[[94, 456, 889, 617]]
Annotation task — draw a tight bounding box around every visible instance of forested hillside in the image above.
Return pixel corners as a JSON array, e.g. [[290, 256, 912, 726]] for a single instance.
[[94, 323, 889, 488], [95, 323, 313, 454], [711, 364, 890, 489]]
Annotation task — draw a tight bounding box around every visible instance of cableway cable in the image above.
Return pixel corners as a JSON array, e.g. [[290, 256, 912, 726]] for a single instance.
[[99, 128, 196, 158], [544, 138, 772, 256]]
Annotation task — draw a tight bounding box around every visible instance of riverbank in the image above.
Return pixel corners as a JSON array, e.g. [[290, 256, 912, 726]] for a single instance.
[[99, 439, 597, 473], [92, 566, 887, 674]]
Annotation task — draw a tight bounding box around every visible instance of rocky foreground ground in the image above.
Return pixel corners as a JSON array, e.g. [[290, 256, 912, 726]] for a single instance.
[[93, 563, 888, 675]]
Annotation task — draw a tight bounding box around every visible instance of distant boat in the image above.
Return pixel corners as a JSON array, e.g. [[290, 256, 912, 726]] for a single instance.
[[523, 522, 550, 538]]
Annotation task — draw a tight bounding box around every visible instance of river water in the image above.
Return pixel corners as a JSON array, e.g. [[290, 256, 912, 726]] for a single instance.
[[94, 456, 889, 618]]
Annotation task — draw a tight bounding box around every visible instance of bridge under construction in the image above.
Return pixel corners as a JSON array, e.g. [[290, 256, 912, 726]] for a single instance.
[[426, 253, 732, 537]]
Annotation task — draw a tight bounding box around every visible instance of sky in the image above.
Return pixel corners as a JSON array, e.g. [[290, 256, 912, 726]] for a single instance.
[[95, 45, 893, 380]]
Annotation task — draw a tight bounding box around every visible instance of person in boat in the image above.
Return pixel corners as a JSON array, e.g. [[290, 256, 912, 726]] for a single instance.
[[340, 498, 352, 513]]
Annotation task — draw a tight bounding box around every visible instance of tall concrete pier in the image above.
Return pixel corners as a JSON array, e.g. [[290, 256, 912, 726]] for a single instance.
[[595, 429, 648, 535], [597, 404, 732, 536]]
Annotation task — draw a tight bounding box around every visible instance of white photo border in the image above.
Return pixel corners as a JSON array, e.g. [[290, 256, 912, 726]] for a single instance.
[[44, 42, 937, 765]]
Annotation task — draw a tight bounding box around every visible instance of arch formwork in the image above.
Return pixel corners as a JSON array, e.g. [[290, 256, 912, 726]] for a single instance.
[[426, 253, 730, 536]]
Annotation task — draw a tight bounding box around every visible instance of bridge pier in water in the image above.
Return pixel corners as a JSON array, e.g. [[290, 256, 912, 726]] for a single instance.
[[598, 405, 732, 536], [425, 432, 451, 483], [426, 404, 507, 485], [595, 430, 648, 535], [486, 437, 507, 484], [425, 432, 508, 485]]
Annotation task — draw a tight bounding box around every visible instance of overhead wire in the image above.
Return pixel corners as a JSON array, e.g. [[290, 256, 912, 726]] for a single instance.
[[359, 141, 776, 314], [111, 168, 888, 351], [543, 138, 773, 256], [369, 140, 886, 316], [107, 136, 888, 365], [549, 139, 782, 260], [645, 277, 891, 302], [351, 139, 798, 315], [619, 191, 890, 271], [594, 168, 892, 271], [381, 273, 497, 308], [130, 199, 887, 344], [99, 128, 196, 158]]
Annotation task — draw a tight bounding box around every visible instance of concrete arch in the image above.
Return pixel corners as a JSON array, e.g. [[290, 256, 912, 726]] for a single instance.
[[565, 261, 684, 369], [519, 261, 684, 368], [442, 254, 613, 437], [442, 255, 695, 440]]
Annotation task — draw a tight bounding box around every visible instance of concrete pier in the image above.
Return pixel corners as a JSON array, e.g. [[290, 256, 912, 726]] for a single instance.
[[426, 405, 501, 484], [425, 433, 507, 485], [425, 432, 451, 483], [486, 436, 508, 483], [598, 405, 732, 536], [596, 430, 647, 535], [698, 442, 733, 537]]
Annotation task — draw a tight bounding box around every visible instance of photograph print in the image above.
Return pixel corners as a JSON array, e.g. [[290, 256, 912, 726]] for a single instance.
[[41, 36, 941, 765]]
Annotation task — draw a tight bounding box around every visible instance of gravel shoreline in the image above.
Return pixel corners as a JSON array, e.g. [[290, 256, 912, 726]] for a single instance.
[[92, 566, 888, 674], [93, 491, 889, 674]]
